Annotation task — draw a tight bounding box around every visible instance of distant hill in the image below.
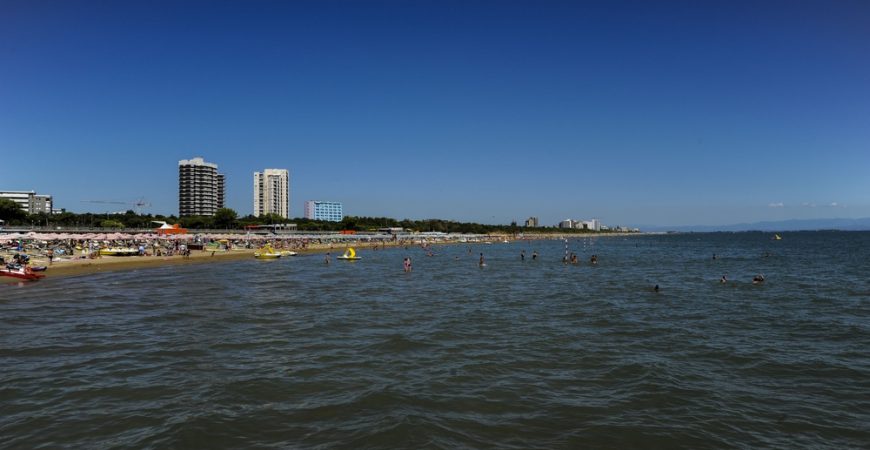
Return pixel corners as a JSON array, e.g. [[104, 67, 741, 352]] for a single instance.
[[640, 217, 870, 233]]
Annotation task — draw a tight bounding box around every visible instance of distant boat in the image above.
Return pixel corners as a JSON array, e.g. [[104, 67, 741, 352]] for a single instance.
[[773, 234, 782, 240], [1, 266, 44, 281]]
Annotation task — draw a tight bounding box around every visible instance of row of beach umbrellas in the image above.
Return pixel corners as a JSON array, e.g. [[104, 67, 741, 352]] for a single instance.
[[2, 231, 488, 243]]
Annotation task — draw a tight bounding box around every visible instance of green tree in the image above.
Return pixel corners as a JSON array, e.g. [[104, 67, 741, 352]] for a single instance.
[[100, 219, 124, 228], [259, 213, 284, 225], [213, 208, 238, 229], [341, 217, 358, 231], [0, 198, 27, 224], [180, 215, 213, 229]]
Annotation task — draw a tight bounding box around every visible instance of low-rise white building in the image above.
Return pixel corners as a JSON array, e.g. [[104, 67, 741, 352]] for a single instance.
[[0, 190, 53, 214]]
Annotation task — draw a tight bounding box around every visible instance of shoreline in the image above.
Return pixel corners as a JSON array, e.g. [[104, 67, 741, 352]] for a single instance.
[[12, 241, 388, 280], [2, 232, 647, 280]]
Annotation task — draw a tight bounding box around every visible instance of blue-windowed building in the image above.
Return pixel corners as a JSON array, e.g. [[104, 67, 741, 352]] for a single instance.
[[304, 200, 343, 222]]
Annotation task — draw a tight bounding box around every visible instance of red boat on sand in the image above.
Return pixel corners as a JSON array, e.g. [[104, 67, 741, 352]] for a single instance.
[[0, 266, 45, 281]]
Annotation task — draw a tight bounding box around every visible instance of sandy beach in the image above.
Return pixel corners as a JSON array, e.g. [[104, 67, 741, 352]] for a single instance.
[[1, 238, 469, 280], [6, 240, 401, 279]]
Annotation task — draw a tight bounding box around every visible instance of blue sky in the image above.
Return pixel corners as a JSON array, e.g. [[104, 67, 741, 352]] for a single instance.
[[2, 0, 868, 227]]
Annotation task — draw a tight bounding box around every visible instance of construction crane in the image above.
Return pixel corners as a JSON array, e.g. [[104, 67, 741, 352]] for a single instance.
[[81, 198, 152, 214]]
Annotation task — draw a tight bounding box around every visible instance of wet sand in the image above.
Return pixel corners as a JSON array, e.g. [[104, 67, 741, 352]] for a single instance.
[[38, 249, 259, 278]]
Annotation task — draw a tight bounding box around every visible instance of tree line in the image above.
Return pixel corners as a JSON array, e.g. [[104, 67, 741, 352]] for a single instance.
[[0, 199, 608, 235]]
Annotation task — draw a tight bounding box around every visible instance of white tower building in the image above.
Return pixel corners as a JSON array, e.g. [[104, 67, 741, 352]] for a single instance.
[[254, 168, 290, 218]]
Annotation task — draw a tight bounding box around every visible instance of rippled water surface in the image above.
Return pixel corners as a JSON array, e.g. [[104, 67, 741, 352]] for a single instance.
[[2, 232, 869, 448]]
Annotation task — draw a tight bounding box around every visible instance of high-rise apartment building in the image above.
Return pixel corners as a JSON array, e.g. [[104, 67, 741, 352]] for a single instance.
[[304, 200, 343, 222], [253, 168, 290, 218], [178, 157, 225, 216], [0, 190, 53, 214], [524, 217, 539, 227]]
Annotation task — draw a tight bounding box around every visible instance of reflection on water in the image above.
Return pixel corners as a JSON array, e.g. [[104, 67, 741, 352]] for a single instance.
[[2, 232, 869, 448]]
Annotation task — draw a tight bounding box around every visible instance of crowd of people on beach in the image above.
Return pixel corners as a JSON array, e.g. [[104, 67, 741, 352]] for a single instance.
[[1, 232, 506, 278]]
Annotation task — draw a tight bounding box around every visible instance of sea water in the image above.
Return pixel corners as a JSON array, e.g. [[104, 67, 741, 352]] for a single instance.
[[1, 232, 868, 448]]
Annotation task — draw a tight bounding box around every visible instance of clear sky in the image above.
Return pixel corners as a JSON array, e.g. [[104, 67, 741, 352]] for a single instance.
[[2, 0, 869, 227]]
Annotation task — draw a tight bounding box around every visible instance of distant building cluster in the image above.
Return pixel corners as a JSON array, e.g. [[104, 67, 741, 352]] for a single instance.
[[559, 218, 601, 231], [176, 156, 342, 220], [8, 156, 633, 231], [543, 217, 639, 233], [0, 190, 54, 215]]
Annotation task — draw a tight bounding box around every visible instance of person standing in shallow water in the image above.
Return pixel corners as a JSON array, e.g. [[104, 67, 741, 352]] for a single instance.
[[325, 252, 330, 264], [520, 250, 525, 261], [479, 253, 485, 267], [403, 257, 412, 272]]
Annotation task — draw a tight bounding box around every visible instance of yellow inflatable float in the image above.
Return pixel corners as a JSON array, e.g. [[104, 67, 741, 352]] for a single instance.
[[337, 247, 361, 260]]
